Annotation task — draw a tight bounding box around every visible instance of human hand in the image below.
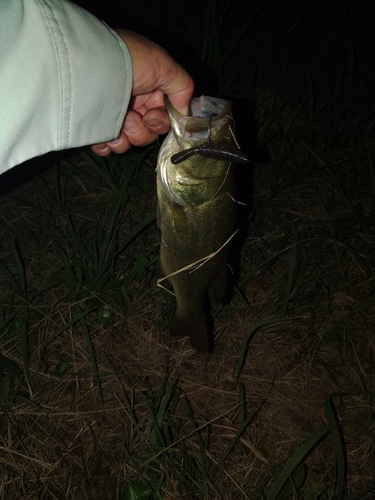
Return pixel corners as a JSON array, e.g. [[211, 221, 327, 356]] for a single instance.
[[91, 30, 194, 156]]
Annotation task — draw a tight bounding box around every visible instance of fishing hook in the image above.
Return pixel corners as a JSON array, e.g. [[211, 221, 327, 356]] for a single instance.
[[171, 114, 249, 165]]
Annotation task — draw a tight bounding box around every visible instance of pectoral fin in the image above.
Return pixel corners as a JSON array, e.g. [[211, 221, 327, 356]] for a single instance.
[[168, 201, 188, 238]]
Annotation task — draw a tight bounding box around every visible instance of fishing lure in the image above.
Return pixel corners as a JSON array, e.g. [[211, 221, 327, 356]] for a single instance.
[[171, 114, 249, 165], [171, 142, 249, 165]]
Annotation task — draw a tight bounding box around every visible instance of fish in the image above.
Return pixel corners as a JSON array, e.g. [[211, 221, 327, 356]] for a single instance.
[[156, 95, 248, 352]]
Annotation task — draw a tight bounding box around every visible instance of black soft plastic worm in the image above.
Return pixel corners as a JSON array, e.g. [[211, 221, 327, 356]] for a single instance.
[[171, 142, 249, 165]]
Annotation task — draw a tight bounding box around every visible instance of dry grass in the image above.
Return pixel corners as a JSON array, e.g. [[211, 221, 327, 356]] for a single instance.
[[2, 1, 375, 497], [0, 152, 374, 499]]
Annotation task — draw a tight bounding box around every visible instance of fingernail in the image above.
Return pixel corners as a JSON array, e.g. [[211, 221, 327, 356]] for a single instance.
[[144, 117, 162, 129], [109, 137, 122, 146], [124, 116, 139, 134]]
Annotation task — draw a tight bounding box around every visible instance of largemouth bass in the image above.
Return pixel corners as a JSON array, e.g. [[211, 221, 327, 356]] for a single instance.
[[157, 95, 248, 352]]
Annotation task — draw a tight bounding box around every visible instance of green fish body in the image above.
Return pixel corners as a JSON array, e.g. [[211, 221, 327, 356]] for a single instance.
[[157, 95, 238, 352]]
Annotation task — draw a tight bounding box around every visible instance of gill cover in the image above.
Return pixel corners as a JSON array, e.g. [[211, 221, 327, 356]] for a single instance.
[[157, 95, 233, 206]]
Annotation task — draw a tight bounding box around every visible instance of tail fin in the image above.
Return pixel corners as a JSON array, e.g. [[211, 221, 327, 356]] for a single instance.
[[169, 314, 212, 352]]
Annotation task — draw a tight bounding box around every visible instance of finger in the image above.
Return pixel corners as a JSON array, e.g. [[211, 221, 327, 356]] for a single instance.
[[105, 128, 132, 154], [90, 108, 167, 157], [166, 76, 194, 116], [90, 143, 111, 156], [116, 30, 194, 116], [143, 107, 170, 135], [130, 91, 165, 112], [153, 66, 194, 116], [122, 110, 158, 147]]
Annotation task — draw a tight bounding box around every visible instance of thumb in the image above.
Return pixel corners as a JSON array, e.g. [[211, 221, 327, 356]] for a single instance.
[[167, 86, 194, 116]]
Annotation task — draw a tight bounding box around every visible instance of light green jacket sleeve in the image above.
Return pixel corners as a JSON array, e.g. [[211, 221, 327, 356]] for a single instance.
[[0, 0, 132, 174]]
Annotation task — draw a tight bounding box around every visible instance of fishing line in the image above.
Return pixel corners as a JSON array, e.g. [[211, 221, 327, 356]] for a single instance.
[[170, 115, 249, 165]]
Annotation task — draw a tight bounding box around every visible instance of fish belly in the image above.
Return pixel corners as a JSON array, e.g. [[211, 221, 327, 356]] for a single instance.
[[157, 174, 235, 352]]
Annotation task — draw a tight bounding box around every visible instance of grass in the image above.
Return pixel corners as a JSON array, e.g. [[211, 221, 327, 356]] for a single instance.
[[1, 0, 375, 498]]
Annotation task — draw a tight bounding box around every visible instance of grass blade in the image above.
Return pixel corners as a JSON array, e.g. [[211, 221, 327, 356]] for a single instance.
[[237, 318, 289, 379], [19, 317, 29, 376], [325, 394, 347, 500], [185, 394, 209, 495], [218, 404, 260, 466], [0, 354, 22, 377], [15, 394, 42, 409], [122, 481, 152, 500], [267, 425, 330, 500], [340, 421, 375, 440], [44, 306, 97, 346], [78, 305, 104, 406], [238, 382, 246, 423], [11, 241, 26, 295], [282, 227, 299, 316], [115, 212, 157, 256], [0, 260, 21, 294]]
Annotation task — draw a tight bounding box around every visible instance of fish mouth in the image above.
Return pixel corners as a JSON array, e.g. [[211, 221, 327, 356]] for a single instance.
[[157, 96, 235, 206], [165, 95, 233, 146]]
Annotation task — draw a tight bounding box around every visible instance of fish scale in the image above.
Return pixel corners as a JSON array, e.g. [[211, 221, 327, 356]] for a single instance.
[[157, 95, 244, 352]]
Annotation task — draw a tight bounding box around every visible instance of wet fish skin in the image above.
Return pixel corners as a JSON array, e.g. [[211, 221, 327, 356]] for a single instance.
[[157, 95, 238, 352]]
